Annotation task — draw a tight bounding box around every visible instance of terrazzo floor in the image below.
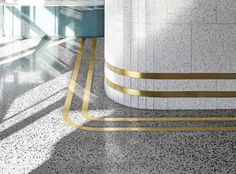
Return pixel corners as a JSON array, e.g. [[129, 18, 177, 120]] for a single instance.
[[0, 37, 236, 174]]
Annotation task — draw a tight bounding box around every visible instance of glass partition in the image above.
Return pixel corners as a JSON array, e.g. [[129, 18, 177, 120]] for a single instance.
[[2, 0, 104, 37], [4, 0, 104, 6]]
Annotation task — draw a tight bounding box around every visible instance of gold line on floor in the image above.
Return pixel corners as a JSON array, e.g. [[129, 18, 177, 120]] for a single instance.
[[63, 38, 236, 132]]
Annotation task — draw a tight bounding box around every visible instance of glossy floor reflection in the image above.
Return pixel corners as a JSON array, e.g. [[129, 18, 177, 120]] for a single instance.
[[0, 37, 236, 174], [0, 37, 81, 173]]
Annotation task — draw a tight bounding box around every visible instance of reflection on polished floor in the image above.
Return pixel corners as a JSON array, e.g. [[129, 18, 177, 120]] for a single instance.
[[0, 37, 236, 173]]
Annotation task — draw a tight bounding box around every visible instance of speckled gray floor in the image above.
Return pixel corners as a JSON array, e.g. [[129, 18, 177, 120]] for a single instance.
[[0, 37, 236, 174]]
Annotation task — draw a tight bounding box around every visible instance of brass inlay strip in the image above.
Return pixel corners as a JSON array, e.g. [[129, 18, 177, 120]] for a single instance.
[[106, 78, 236, 98], [81, 38, 97, 120], [63, 38, 86, 129], [63, 38, 236, 132], [106, 62, 236, 79]]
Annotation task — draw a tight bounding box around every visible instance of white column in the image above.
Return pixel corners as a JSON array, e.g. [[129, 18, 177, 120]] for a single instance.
[[105, 0, 236, 110]]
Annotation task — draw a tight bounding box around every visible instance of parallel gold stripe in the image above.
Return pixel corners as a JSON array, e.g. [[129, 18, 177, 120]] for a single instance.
[[84, 115, 236, 122], [64, 120, 236, 132], [81, 38, 97, 120], [63, 38, 236, 132], [106, 62, 236, 79], [81, 39, 236, 122], [63, 38, 86, 124], [106, 78, 236, 98]]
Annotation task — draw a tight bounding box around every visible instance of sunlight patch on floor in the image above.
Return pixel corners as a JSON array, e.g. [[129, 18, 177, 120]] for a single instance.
[[0, 106, 76, 173]]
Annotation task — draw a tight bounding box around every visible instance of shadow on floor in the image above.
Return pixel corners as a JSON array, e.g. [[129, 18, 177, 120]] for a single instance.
[[30, 129, 236, 174]]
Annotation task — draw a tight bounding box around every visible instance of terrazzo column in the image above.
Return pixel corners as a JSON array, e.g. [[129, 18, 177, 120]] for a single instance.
[[105, 0, 236, 110]]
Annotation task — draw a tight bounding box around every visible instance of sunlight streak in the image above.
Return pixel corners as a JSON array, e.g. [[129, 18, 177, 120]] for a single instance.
[[0, 72, 71, 129], [0, 38, 75, 65], [0, 39, 41, 59]]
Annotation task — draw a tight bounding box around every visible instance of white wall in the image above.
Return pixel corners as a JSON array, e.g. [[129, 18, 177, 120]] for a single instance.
[[0, 1, 3, 36]]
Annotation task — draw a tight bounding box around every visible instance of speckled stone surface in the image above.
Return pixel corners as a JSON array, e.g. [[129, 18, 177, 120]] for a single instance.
[[105, 0, 236, 109], [0, 37, 236, 174]]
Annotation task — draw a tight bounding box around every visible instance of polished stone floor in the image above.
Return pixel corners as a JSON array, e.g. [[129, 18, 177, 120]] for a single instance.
[[0, 37, 236, 174]]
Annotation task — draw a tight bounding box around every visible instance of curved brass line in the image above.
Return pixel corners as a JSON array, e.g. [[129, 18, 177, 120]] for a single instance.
[[84, 114, 236, 122], [106, 62, 236, 79], [106, 78, 236, 98], [79, 39, 236, 122], [81, 38, 97, 120], [63, 115, 236, 131], [63, 38, 236, 131]]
